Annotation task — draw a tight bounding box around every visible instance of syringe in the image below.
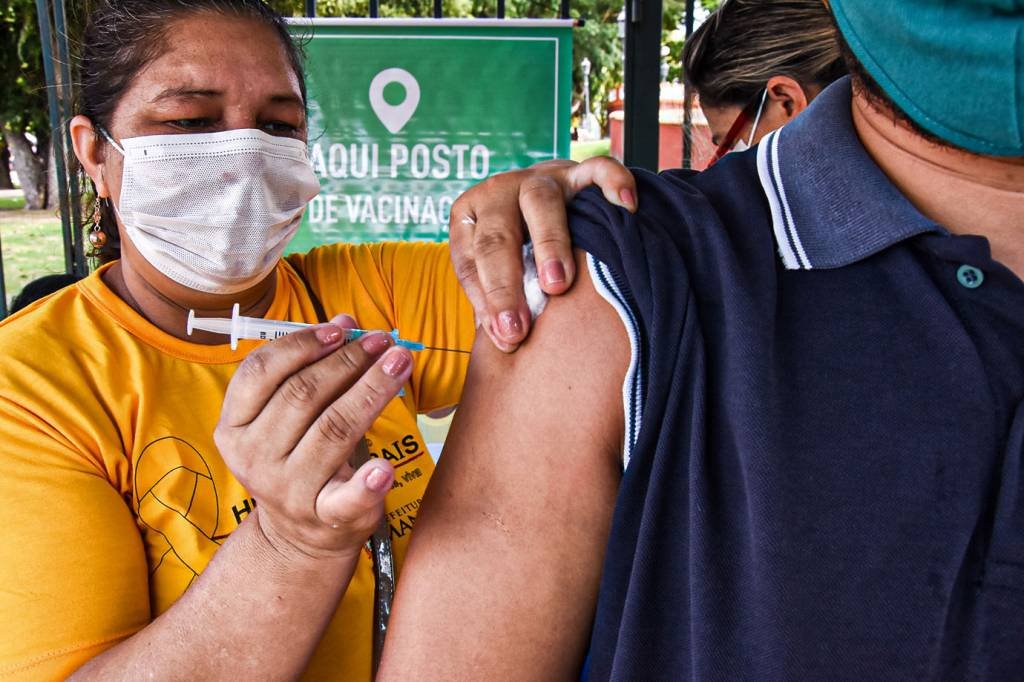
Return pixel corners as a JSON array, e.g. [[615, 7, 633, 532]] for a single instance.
[[187, 304, 470, 353]]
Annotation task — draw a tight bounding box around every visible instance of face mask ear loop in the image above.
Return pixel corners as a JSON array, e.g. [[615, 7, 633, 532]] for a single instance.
[[745, 87, 769, 148], [94, 126, 127, 222], [97, 126, 126, 156]]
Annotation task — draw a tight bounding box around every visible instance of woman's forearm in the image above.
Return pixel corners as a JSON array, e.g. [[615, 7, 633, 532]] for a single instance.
[[70, 509, 358, 679]]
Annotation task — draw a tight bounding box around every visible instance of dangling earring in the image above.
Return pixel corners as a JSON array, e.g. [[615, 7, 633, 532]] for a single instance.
[[88, 197, 107, 249]]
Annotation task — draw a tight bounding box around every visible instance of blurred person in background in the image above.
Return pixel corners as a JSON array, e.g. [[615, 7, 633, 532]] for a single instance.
[[685, 0, 848, 162], [9, 273, 82, 314]]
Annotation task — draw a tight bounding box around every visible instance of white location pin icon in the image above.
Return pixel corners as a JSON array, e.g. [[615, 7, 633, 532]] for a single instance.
[[369, 68, 421, 134]]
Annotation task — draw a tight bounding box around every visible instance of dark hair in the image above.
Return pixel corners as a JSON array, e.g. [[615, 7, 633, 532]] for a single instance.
[[683, 0, 847, 109], [10, 273, 83, 314], [76, 0, 306, 264]]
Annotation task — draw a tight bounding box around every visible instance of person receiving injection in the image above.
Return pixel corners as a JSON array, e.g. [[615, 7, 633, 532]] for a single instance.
[[0, 1, 636, 679]]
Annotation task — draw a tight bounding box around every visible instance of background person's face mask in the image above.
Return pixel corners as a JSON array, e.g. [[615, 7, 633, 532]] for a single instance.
[[708, 87, 769, 165], [729, 88, 768, 154], [101, 128, 321, 295]]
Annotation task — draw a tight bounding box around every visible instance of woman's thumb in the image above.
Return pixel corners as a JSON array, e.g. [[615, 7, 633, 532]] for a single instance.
[[317, 459, 394, 533]]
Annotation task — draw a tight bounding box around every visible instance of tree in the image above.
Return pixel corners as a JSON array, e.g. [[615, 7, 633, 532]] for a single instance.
[[0, 138, 14, 190], [0, 0, 56, 210], [268, 0, 477, 17]]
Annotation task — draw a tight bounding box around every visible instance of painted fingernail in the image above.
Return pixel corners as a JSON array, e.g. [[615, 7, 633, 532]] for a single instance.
[[360, 332, 392, 354], [487, 322, 516, 353], [366, 465, 392, 492], [316, 325, 342, 345], [329, 313, 357, 328], [619, 188, 636, 210], [382, 348, 412, 377], [542, 259, 566, 286], [496, 310, 523, 340]]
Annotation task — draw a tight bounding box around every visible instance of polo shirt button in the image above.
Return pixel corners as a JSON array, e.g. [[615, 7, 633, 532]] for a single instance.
[[956, 264, 984, 289]]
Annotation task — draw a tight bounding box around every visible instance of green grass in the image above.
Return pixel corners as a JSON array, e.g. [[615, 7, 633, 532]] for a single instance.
[[0, 195, 27, 210], [0, 210, 68, 310], [570, 139, 612, 162]]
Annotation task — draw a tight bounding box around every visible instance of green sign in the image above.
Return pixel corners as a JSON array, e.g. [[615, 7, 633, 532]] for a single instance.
[[286, 19, 573, 250]]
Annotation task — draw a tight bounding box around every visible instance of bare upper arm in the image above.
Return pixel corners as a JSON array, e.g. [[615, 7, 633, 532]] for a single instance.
[[379, 250, 630, 680]]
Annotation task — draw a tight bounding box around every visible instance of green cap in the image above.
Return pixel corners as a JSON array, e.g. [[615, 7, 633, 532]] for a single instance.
[[830, 0, 1024, 157]]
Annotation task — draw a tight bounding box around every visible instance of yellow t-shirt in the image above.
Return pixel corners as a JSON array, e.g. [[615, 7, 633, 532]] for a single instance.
[[0, 242, 474, 680]]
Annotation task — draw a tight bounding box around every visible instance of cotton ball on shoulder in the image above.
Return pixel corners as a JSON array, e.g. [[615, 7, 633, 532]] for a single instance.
[[522, 243, 548, 319]]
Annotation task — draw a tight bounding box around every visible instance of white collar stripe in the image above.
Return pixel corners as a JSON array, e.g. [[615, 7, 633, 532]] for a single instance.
[[757, 131, 801, 270], [770, 130, 813, 270], [587, 254, 643, 471], [754, 79, 941, 270]]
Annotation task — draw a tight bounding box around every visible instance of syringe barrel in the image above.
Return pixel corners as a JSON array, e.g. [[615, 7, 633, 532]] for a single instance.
[[230, 309, 310, 350], [237, 318, 308, 340], [217, 304, 422, 355]]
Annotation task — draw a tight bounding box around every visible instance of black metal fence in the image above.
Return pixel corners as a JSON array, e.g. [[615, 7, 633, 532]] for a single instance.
[[0, 0, 86, 317]]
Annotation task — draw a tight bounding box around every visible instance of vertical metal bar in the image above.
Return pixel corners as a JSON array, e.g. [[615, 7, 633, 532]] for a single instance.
[[370, 0, 379, 18], [0, 152, 6, 316], [34, 0, 75, 276], [560, 0, 570, 19], [0, 230, 8, 317], [433, 0, 442, 18], [305, 0, 316, 17], [53, 0, 85, 276], [623, 0, 662, 170], [497, 0, 505, 19], [681, 0, 695, 169]]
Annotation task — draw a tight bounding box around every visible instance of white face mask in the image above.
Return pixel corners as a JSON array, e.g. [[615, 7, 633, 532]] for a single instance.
[[102, 128, 320, 295], [730, 87, 769, 154]]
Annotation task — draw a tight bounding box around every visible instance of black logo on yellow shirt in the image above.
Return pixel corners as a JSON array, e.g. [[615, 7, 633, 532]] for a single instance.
[[134, 437, 221, 598], [368, 433, 428, 538], [371, 434, 421, 462]]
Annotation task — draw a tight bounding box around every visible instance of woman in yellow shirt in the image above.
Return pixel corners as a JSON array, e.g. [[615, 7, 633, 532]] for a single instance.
[[0, 1, 634, 679]]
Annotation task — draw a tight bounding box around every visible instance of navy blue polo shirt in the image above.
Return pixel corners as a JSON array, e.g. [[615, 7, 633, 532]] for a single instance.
[[570, 77, 1024, 680]]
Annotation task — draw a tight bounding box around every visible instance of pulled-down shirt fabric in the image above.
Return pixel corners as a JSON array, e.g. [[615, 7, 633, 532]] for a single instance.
[[573, 78, 1024, 680]]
